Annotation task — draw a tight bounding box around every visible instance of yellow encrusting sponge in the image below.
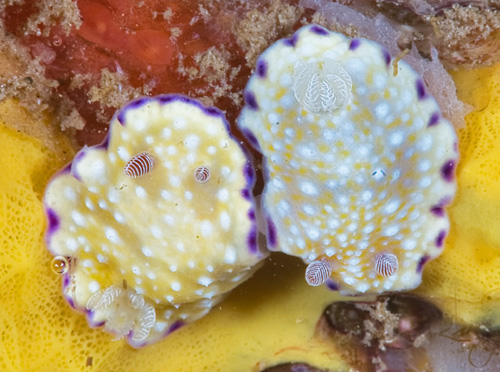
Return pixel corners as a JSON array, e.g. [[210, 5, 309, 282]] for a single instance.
[[415, 63, 500, 328]]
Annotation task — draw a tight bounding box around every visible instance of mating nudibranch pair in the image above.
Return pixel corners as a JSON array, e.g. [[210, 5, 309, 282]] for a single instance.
[[43, 25, 457, 347], [239, 24, 458, 294]]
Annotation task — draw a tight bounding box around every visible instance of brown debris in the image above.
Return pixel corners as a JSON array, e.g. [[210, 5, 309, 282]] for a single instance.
[[60, 108, 85, 131], [358, 299, 402, 349], [322, 295, 443, 371], [431, 5, 500, 47], [192, 47, 234, 83], [324, 295, 442, 350], [235, 0, 303, 66], [392, 48, 410, 76], [0, 25, 58, 117], [427, 4, 500, 67], [177, 46, 242, 108], [24, 0, 82, 36], [87, 69, 150, 110]]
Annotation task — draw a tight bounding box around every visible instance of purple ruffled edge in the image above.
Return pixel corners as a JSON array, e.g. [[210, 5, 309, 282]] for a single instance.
[[86, 308, 185, 348], [42, 94, 264, 346], [126, 320, 185, 349]]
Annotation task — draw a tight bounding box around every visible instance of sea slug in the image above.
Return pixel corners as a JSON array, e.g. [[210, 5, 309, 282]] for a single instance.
[[44, 95, 265, 347], [238, 24, 458, 295]]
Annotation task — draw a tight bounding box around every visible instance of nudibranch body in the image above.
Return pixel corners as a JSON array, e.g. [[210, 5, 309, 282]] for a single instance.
[[44, 95, 265, 347], [238, 25, 458, 295]]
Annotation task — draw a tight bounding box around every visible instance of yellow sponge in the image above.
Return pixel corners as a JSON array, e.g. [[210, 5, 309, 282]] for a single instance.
[[415, 63, 500, 328]]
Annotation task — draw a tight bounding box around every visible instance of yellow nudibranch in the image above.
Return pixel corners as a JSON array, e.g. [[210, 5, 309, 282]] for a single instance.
[[43, 95, 266, 347], [238, 25, 458, 295]]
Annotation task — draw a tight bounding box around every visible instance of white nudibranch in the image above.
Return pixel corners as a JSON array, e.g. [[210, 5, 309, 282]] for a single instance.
[[238, 24, 458, 295], [43, 95, 265, 347]]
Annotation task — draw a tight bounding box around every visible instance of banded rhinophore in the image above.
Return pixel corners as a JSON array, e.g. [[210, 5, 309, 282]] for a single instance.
[[44, 95, 265, 347], [238, 24, 458, 295], [123, 151, 156, 178], [194, 165, 211, 183]]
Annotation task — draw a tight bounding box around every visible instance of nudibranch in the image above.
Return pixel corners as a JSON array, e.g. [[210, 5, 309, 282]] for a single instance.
[[238, 25, 458, 295], [43, 95, 265, 347]]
